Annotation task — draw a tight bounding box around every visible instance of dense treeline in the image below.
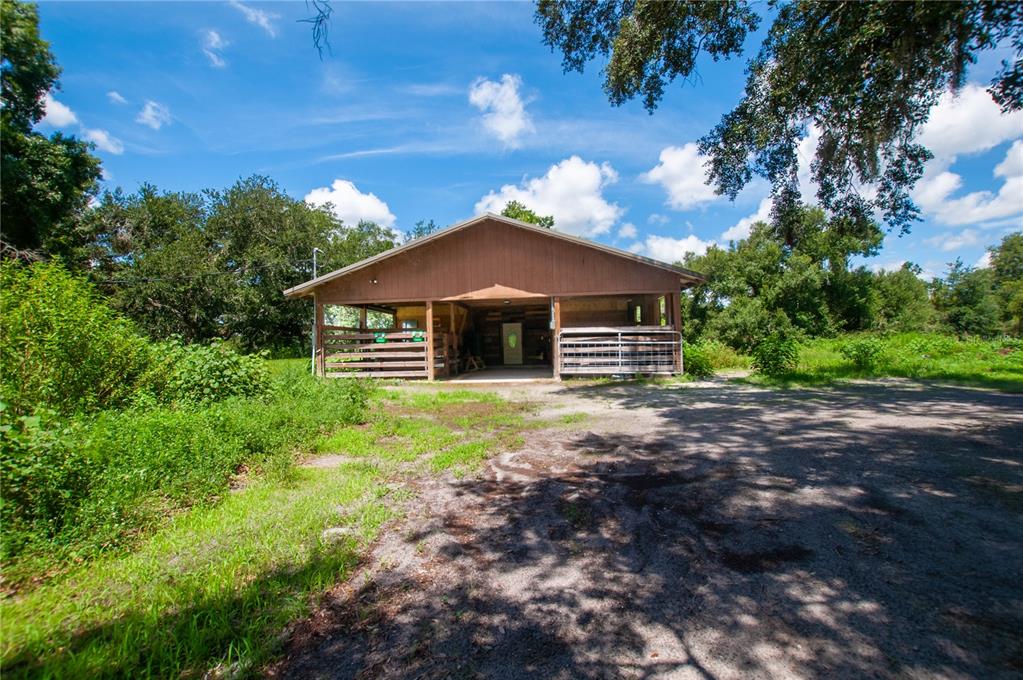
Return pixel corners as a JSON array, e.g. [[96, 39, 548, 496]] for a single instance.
[[681, 207, 1022, 351]]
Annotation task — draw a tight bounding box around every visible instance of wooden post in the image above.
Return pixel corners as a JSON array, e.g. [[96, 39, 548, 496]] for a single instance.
[[552, 296, 562, 381], [315, 296, 325, 377], [425, 300, 435, 381], [359, 306, 368, 331], [448, 302, 457, 375]]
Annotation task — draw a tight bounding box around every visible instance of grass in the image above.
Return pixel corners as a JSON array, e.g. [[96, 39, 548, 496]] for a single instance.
[[740, 332, 1023, 392], [1, 378, 536, 679]]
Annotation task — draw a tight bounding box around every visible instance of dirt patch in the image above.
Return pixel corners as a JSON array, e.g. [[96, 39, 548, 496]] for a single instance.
[[271, 380, 1023, 679]]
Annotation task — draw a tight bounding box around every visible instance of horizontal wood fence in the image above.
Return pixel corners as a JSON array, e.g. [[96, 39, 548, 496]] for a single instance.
[[318, 326, 451, 379], [557, 326, 681, 376]]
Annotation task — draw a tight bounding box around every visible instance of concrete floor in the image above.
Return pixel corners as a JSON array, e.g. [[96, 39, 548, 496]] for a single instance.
[[445, 367, 554, 383]]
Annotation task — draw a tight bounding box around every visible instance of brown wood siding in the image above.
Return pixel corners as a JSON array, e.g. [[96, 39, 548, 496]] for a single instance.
[[315, 218, 682, 305]]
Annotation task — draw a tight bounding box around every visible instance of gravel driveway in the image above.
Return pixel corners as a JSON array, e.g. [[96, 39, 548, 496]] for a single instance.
[[271, 379, 1023, 679]]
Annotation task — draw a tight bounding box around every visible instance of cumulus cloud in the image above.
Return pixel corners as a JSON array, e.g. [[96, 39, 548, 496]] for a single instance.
[[135, 100, 171, 130], [869, 260, 907, 273], [629, 234, 715, 264], [924, 228, 983, 252], [617, 223, 637, 240], [975, 251, 992, 268], [648, 213, 669, 226], [40, 92, 78, 127], [640, 143, 719, 210], [305, 179, 397, 228], [721, 197, 773, 242], [83, 128, 124, 154], [228, 0, 279, 37], [914, 139, 1023, 226], [918, 84, 1023, 163], [468, 74, 533, 148], [107, 90, 127, 105], [474, 156, 623, 237], [202, 29, 227, 68]]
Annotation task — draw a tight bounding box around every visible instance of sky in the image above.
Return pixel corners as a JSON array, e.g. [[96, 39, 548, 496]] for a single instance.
[[36, 1, 1023, 279]]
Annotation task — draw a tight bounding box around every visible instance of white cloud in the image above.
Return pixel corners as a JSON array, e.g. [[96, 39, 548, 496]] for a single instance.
[[228, 0, 279, 37], [468, 74, 533, 148], [135, 100, 171, 130], [721, 197, 772, 242], [640, 143, 719, 210], [918, 84, 1023, 163], [869, 260, 906, 273], [107, 90, 127, 105], [83, 128, 124, 154], [924, 228, 982, 252], [630, 234, 715, 264], [304, 179, 396, 228], [202, 29, 227, 68], [474, 156, 623, 237], [975, 251, 992, 268], [913, 140, 1023, 226], [647, 213, 669, 225], [41, 92, 78, 127], [617, 223, 637, 240]]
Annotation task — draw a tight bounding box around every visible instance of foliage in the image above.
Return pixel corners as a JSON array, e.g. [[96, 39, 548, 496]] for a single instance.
[[85, 177, 398, 351], [144, 339, 271, 405], [536, 0, 1023, 231], [682, 342, 714, 379], [0, 364, 368, 566], [930, 259, 1003, 337], [404, 218, 441, 242], [990, 232, 1023, 335], [839, 337, 885, 371], [500, 200, 555, 228], [751, 333, 799, 376], [872, 264, 934, 332], [0, 260, 153, 417], [0, 0, 102, 257]]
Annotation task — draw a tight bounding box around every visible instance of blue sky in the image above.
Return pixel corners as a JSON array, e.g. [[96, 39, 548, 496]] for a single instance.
[[37, 1, 1023, 278]]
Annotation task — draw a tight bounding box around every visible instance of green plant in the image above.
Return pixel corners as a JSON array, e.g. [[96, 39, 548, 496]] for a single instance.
[[751, 334, 799, 376], [839, 337, 884, 371], [0, 260, 154, 416], [145, 339, 271, 405], [682, 342, 714, 379]]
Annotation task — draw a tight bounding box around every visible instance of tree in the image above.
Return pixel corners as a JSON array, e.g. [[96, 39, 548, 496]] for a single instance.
[[500, 200, 555, 228], [404, 219, 441, 242], [86, 176, 398, 351], [536, 1, 1023, 232], [1, 0, 101, 259], [872, 264, 933, 332], [989, 232, 1023, 334], [930, 260, 1002, 337]]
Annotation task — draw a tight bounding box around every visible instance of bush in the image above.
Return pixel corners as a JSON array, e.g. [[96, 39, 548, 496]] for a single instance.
[[0, 368, 369, 566], [839, 337, 885, 370], [751, 334, 799, 376], [697, 339, 752, 370], [0, 260, 153, 416], [145, 339, 271, 405], [683, 342, 714, 379]]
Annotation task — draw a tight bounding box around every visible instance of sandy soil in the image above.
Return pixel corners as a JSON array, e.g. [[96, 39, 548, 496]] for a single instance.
[[270, 379, 1023, 679]]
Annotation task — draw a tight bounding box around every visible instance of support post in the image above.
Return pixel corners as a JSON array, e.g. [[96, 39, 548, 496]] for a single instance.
[[315, 296, 325, 377], [425, 300, 435, 381], [448, 302, 457, 375], [670, 291, 683, 374], [552, 296, 562, 381], [359, 306, 368, 331]]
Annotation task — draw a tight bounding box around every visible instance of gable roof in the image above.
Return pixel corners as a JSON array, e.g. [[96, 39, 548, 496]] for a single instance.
[[283, 213, 705, 298]]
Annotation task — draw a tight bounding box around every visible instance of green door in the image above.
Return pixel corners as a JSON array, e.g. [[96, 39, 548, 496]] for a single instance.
[[502, 323, 523, 365]]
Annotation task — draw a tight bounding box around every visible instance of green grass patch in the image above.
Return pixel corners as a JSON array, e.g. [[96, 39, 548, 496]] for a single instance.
[[429, 441, 492, 473], [558, 412, 589, 424], [741, 332, 1023, 392]]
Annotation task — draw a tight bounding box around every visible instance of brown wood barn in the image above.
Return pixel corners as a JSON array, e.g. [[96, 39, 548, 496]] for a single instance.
[[283, 214, 704, 380]]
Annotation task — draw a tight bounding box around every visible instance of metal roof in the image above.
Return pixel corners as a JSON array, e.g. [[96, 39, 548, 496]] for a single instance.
[[283, 213, 706, 298]]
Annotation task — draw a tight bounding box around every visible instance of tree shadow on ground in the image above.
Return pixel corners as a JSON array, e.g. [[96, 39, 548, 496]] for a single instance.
[[275, 381, 1023, 679]]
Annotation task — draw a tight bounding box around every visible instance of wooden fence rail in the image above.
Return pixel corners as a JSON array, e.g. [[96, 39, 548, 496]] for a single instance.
[[317, 326, 451, 379]]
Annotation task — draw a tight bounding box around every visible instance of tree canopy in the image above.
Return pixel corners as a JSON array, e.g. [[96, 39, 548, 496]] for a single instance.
[[501, 200, 555, 228], [536, 0, 1023, 232], [1, 0, 101, 258]]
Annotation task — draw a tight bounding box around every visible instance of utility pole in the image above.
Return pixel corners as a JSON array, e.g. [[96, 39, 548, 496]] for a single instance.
[[311, 247, 323, 376]]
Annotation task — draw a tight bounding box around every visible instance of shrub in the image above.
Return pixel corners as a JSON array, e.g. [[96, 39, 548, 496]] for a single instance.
[[683, 342, 714, 379], [839, 337, 885, 371], [0, 260, 153, 416], [751, 334, 799, 376], [697, 339, 752, 370], [0, 368, 369, 566], [145, 339, 271, 405]]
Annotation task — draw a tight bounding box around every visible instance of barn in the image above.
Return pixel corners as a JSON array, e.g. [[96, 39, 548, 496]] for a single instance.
[[283, 213, 704, 380]]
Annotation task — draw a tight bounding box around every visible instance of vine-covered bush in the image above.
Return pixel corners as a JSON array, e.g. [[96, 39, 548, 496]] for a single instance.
[[683, 342, 714, 379], [839, 337, 885, 370], [145, 340, 271, 405], [751, 334, 799, 376], [0, 260, 154, 416]]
